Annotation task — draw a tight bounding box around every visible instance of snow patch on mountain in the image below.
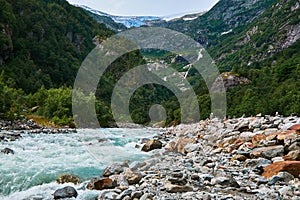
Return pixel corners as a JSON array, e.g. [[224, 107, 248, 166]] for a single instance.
[[74, 4, 162, 28]]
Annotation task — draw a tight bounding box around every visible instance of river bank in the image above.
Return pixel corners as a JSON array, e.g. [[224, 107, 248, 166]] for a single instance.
[[1, 114, 300, 199], [75, 114, 300, 200]]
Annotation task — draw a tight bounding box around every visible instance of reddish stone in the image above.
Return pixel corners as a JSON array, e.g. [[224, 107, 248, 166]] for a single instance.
[[87, 177, 117, 190], [288, 124, 300, 132], [262, 161, 300, 178], [277, 130, 298, 141], [141, 139, 162, 152], [252, 134, 266, 147]]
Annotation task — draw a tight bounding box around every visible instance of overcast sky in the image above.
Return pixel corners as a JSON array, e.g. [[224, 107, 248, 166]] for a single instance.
[[67, 0, 219, 16]]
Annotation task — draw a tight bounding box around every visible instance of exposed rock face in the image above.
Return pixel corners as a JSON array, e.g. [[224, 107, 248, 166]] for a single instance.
[[53, 186, 78, 199], [141, 140, 162, 152], [282, 23, 300, 49], [56, 174, 81, 185], [87, 177, 117, 190], [211, 72, 251, 92]]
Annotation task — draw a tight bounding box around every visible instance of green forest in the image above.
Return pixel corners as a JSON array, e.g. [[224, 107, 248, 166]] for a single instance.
[[0, 0, 299, 127]]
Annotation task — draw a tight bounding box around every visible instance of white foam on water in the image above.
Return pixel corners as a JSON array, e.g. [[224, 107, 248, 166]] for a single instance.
[[0, 128, 159, 199]]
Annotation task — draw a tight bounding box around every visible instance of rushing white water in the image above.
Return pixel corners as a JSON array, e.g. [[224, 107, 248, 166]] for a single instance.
[[0, 128, 160, 199]]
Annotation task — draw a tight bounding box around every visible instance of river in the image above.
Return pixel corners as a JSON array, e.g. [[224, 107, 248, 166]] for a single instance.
[[0, 128, 160, 199]]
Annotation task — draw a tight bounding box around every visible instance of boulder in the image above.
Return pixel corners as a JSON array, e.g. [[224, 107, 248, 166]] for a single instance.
[[103, 162, 129, 177], [141, 140, 162, 152], [284, 150, 300, 161], [252, 134, 267, 147], [211, 177, 240, 188], [98, 190, 119, 200], [124, 168, 142, 185], [250, 145, 284, 159], [166, 138, 196, 154], [109, 174, 129, 187], [288, 124, 300, 132], [184, 143, 200, 153], [56, 174, 81, 185], [87, 177, 117, 190], [1, 147, 14, 154], [53, 186, 78, 199], [262, 161, 300, 178], [288, 142, 300, 152]]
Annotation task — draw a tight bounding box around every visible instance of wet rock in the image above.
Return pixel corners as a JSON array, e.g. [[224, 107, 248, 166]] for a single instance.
[[87, 177, 117, 190], [53, 186, 78, 199], [140, 138, 150, 144], [1, 147, 14, 154], [56, 174, 81, 185], [98, 138, 109, 143], [141, 140, 162, 152], [0, 132, 22, 142], [103, 162, 129, 176], [262, 161, 300, 178]]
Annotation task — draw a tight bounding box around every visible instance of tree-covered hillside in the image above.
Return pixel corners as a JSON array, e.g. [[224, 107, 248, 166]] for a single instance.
[[0, 0, 299, 127], [0, 0, 114, 93]]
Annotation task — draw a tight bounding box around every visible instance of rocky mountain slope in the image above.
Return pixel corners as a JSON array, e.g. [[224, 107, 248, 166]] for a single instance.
[[154, 0, 277, 46], [150, 0, 300, 118]]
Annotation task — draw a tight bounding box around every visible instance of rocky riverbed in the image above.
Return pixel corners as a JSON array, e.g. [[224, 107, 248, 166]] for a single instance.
[[50, 114, 300, 200]]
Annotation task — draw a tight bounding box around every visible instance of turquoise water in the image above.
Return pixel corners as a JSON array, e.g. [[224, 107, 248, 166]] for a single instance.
[[0, 128, 159, 199]]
